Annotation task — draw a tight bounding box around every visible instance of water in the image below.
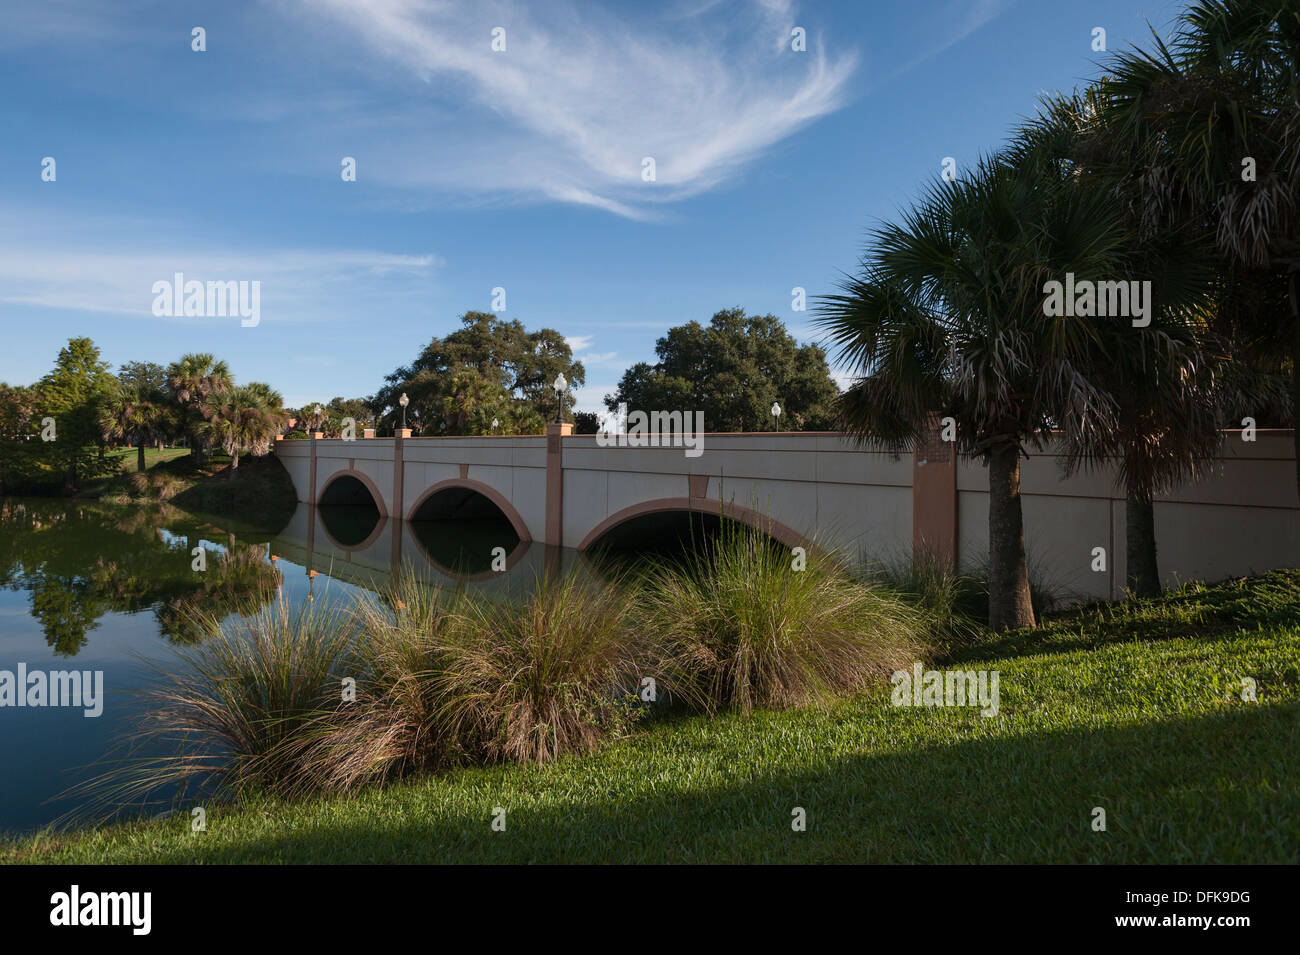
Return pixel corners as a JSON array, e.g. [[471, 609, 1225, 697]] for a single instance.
[[0, 497, 585, 834]]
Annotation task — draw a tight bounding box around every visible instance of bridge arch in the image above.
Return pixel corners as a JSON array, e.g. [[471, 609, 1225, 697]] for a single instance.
[[577, 497, 810, 552], [404, 478, 533, 543], [316, 468, 388, 518]]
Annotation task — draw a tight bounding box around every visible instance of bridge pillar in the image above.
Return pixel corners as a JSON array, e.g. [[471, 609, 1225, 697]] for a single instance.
[[393, 428, 410, 522], [546, 421, 572, 545], [912, 418, 957, 566]]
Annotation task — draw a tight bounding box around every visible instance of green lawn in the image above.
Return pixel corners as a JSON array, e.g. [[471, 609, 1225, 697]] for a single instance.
[[105, 446, 193, 472], [6, 572, 1298, 864]]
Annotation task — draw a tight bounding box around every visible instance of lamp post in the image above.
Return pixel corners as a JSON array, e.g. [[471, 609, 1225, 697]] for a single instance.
[[553, 373, 568, 424], [492, 417, 499, 434], [771, 401, 782, 432], [399, 392, 409, 432]]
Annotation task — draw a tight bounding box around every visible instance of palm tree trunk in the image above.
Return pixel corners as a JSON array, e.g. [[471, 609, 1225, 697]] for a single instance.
[[136, 442, 147, 473], [229, 450, 239, 476], [987, 441, 1036, 631], [1125, 492, 1160, 597], [1291, 281, 1299, 501]]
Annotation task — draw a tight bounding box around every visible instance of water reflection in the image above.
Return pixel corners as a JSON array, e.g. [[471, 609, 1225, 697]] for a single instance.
[[0, 499, 282, 654], [0, 496, 596, 832], [296, 502, 583, 598]]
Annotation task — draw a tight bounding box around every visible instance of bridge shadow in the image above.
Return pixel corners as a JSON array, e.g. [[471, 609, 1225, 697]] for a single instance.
[[138, 699, 1298, 864]]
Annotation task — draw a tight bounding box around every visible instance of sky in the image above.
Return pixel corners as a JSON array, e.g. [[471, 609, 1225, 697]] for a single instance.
[[1, 0, 1187, 412]]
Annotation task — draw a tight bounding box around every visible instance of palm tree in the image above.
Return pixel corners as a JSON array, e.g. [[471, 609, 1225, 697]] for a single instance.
[[817, 151, 1133, 631], [165, 353, 232, 465], [199, 386, 282, 475], [100, 382, 171, 473], [1013, 93, 1234, 597], [1097, 0, 1300, 497]]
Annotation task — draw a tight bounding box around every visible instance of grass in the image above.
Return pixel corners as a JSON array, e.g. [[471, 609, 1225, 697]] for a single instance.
[[5, 569, 1298, 864], [638, 525, 926, 712], [93, 451, 297, 530], [53, 533, 927, 808], [105, 446, 192, 472]]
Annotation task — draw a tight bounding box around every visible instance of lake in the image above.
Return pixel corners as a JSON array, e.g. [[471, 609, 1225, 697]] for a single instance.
[[0, 496, 592, 833]]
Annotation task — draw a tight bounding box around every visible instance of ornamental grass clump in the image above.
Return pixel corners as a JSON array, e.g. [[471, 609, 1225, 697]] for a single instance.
[[313, 569, 471, 789], [434, 569, 644, 764], [638, 523, 928, 714], [80, 596, 360, 817]]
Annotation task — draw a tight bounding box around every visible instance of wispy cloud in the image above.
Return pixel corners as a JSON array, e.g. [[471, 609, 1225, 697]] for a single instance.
[[886, 0, 1019, 79], [0, 207, 438, 324], [293, 0, 857, 218]]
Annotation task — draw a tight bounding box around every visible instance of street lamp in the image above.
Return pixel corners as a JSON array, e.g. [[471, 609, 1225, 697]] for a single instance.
[[492, 417, 499, 434], [553, 373, 568, 423], [399, 392, 409, 431], [771, 401, 782, 432]]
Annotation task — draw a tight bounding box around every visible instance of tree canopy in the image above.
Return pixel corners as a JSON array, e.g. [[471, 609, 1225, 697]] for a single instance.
[[606, 308, 839, 432], [373, 312, 584, 435]]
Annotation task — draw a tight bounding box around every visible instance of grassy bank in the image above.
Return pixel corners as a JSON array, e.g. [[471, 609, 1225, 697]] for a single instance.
[[92, 451, 297, 529], [6, 570, 1297, 864]]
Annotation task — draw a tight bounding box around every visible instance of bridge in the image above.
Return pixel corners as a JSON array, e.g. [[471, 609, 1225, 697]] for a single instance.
[[272, 423, 1300, 602]]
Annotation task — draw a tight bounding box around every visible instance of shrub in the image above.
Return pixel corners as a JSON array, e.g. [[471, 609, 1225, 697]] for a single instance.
[[91, 596, 359, 812], [638, 524, 927, 714], [863, 550, 990, 651], [316, 569, 470, 789], [435, 570, 644, 764], [867, 549, 1066, 650]]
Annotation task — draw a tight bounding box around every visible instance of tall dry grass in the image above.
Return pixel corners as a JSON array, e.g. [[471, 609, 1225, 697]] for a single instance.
[[83, 537, 935, 817], [435, 570, 644, 764], [70, 595, 358, 822], [637, 524, 927, 714]]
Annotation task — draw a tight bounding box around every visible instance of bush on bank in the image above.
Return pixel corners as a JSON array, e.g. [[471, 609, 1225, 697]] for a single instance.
[[92, 528, 934, 811]]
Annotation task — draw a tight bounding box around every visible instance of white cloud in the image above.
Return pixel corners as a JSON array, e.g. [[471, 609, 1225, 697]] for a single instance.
[[570, 381, 619, 413], [0, 207, 438, 324], [295, 0, 857, 217]]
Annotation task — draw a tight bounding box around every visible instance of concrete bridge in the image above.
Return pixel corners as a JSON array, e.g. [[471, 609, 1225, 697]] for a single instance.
[[273, 424, 915, 555], [273, 424, 1300, 602]]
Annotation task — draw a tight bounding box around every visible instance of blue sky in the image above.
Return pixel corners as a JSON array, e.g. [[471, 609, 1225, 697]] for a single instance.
[[1, 0, 1186, 411]]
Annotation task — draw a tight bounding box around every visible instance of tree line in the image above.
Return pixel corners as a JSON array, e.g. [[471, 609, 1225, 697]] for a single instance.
[[0, 341, 290, 493], [816, 0, 1297, 629], [0, 308, 840, 494]]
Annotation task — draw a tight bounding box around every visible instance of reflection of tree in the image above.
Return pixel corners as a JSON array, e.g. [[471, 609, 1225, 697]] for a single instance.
[[153, 544, 282, 645], [30, 575, 103, 657], [1, 499, 281, 655]]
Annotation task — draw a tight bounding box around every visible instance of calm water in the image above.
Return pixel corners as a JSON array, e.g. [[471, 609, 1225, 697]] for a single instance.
[[0, 497, 586, 834]]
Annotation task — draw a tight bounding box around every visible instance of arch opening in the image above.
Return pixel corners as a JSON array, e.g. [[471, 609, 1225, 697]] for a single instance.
[[318, 475, 381, 548], [585, 509, 787, 566], [408, 486, 522, 575]]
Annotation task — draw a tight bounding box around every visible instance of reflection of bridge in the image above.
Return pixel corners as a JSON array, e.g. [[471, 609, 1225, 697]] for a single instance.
[[274, 425, 1300, 602], [266, 503, 570, 597]]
